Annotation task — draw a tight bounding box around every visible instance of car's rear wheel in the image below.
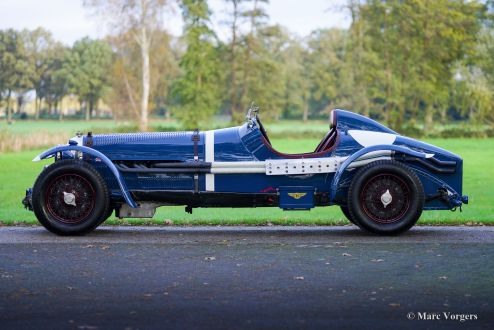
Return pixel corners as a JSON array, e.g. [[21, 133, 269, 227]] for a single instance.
[[340, 206, 356, 225], [347, 160, 424, 235], [32, 160, 110, 235]]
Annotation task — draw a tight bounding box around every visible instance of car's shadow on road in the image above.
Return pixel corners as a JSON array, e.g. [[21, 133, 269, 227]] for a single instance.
[[3, 225, 489, 244]]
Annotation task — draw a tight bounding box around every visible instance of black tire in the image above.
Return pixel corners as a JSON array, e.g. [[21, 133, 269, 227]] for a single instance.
[[340, 206, 356, 225], [99, 206, 114, 225], [347, 160, 424, 235], [32, 160, 110, 235]]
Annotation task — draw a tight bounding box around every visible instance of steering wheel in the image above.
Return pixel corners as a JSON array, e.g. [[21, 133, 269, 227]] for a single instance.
[[255, 115, 271, 145]]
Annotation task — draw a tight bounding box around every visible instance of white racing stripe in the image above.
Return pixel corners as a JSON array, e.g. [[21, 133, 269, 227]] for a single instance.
[[348, 130, 396, 147], [205, 131, 215, 191]]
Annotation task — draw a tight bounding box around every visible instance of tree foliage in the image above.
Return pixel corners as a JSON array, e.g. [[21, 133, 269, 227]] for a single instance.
[[1, 0, 494, 129], [0, 29, 32, 123], [63, 37, 113, 120], [173, 0, 221, 129]]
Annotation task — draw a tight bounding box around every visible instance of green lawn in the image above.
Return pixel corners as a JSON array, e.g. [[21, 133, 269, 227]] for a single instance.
[[0, 137, 492, 226]]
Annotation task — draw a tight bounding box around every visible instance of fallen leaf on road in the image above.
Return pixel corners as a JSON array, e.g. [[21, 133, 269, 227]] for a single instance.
[[204, 256, 216, 261], [389, 303, 400, 308], [77, 325, 98, 330]]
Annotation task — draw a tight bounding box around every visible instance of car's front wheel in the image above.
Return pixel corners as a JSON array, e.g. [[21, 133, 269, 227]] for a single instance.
[[32, 160, 110, 235], [347, 160, 424, 235]]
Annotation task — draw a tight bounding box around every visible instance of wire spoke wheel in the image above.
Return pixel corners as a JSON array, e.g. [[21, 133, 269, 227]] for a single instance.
[[347, 160, 424, 235], [45, 174, 96, 224], [33, 160, 110, 235], [360, 174, 411, 224]]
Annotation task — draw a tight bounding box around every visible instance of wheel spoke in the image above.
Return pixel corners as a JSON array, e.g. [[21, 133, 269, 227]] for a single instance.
[[360, 173, 411, 224], [45, 174, 95, 224]]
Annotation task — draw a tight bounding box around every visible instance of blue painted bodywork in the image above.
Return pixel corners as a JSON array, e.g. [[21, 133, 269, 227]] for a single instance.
[[32, 109, 467, 211]]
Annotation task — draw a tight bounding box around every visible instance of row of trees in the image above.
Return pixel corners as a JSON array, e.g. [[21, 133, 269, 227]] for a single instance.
[[1, 0, 494, 130], [0, 28, 112, 123]]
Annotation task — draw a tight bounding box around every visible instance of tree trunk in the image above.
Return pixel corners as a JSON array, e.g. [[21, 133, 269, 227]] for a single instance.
[[35, 97, 40, 120], [140, 26, 150, 132], [88, 100, 94, 121], [229, 1, 239, 122], [83, 101, 89, 121], [440, 107, 447, 124], [302, 99, 309, 122], [237, 42, 250, 122], [424, 105, 434, 131], [236, 0, 258, 124], [6, 90, 12, 124], [16, 95, 23, 114], [59, 98, 63, 121]]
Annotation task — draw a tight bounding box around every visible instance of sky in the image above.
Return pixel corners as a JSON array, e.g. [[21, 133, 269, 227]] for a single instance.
[[0, 0, 350, 45]]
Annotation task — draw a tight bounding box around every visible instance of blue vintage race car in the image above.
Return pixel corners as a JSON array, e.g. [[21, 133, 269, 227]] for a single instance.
[[22, 107, 468, 235]]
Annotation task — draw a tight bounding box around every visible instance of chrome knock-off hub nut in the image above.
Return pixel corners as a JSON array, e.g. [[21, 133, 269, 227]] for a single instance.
[[380, 189, 392, 208], [63, 192, 76, 206]]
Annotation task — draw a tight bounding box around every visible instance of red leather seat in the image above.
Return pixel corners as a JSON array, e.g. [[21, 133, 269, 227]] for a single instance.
[[314, 129, 336, 152], [314, 110, 337, 152]]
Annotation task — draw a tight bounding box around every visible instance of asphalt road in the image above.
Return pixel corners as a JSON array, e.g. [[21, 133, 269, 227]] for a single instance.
[[1, 226, 493, 330]]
